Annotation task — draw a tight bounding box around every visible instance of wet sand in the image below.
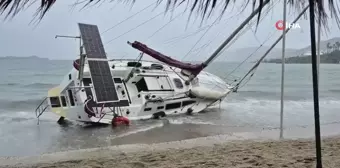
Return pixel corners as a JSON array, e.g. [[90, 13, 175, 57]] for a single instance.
[[1, 134, 340, 168], [2, 123, 340, 168]]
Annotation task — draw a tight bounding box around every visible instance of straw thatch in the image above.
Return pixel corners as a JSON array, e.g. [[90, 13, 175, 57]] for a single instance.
[[0, 0, 338, 26]]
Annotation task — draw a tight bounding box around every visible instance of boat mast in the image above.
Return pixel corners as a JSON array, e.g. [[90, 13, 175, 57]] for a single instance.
[[201, 0, 270, 69], [279, 0, 287, 139], [233, 5, 309, 91]]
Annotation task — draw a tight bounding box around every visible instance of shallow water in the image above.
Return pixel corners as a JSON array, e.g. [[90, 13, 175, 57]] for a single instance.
[[1, 58, 340, 156]]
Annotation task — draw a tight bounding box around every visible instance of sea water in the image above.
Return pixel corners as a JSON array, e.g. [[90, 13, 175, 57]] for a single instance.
[[0, 57, 340, 156]]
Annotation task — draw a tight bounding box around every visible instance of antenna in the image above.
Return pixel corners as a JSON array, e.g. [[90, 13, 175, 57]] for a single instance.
[[55, 35, 81, 39], [55, 34, 85, 82]]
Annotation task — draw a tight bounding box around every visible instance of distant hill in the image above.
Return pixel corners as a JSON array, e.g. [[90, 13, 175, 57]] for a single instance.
[[217, 37, 340, 62], [218, 46, 299, 62], [264, 50, 340, 64], [293, 37, 340, 56], [0, 55, 49, 60]]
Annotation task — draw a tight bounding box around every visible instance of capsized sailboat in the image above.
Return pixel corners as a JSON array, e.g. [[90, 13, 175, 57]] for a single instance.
[[35, 23, 234, 125], [34, 1, 274, 125]]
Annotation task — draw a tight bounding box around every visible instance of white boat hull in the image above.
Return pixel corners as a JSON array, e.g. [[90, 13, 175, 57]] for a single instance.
[[39, 59, 232, 125]]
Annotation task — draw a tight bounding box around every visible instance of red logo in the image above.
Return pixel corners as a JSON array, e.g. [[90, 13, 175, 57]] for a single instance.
[[275, 20, 284, 30]]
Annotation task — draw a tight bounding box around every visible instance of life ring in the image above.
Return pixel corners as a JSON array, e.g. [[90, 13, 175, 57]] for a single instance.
[[84, 103, 96, 117], [112, 116, 130, 127], [73, 59, 80, 71]]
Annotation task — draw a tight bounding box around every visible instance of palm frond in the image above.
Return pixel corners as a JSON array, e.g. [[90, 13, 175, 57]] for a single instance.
[[0, 0, 339, 29]]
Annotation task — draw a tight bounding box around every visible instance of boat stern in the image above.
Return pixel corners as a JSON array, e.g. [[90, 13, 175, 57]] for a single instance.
[[47, 86, 67, 117]]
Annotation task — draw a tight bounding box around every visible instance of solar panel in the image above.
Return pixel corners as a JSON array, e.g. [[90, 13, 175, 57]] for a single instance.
[[78, 23, 119, 103], [88, 60, 119, 102], [78, 23, 106, 59]]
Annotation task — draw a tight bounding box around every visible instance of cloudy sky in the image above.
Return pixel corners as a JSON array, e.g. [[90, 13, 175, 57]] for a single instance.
[[0, 0, 340, 61]]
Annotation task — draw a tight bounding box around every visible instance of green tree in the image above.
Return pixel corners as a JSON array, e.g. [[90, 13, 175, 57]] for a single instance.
[[336, 41, 340, 50], [327, 42, 332, 53], [333, 43, 337, 51]]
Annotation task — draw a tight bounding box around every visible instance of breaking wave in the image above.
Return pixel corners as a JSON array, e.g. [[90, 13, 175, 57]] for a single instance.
[[328, 89, 340, 93], [23, 83, 56, 89], [220, 97, 340, 127], [0, 98, 42, 111], [0, 82, 56, 89], [0, 111, 55, 124]]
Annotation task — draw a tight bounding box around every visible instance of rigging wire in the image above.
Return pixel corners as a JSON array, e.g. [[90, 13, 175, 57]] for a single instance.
[[201, 13, 267, 79], [181, 13, 242, 61], [180, 7, 277, 105], [227, 6, 302, 88], [203, 0, 281, 84], [163, 11, 243, 46], [104, 9, 171, 45], [194, 19, 237, 59], [162, 25, 211, 45], [181, 23, 214, 61], [187, 1, 280, 97], [224, 30, 276, 80], [145, 11, 185, 42], [213, 0, 279, 60], [100, 1, 158, 35]]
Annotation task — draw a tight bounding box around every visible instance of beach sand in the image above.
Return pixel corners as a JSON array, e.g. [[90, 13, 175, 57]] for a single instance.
[[1, 135, 340, 168]]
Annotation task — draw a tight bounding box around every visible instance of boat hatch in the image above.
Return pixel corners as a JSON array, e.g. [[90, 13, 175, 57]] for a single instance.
[[127, 61, 142, 67], [135, 76, 173, 92], [150, 64, 163, 70]]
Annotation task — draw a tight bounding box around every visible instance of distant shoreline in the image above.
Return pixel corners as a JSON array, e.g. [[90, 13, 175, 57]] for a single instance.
[[263, 50, 340, 64]]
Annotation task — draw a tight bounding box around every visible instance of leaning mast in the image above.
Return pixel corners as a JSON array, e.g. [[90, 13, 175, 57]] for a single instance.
[[200, 0, 270, 69]]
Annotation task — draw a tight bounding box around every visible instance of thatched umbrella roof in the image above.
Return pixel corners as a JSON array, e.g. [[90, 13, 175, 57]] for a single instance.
[[0, 0, 339, 29]]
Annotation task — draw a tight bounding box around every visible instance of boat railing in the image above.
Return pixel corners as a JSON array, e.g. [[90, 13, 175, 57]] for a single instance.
[[109, 58, 198, 64], [68, 86, 93, 93], [35, 97, 50, 125]]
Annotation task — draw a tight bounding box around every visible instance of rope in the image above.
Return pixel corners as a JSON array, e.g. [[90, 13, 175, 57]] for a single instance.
[[104, 11, 165, 45], [145, 11, 185, 42], [189, 12, 246, 60], [100, 1, 158, 35], [205, 0, 280, 84], [182, 1, 280, 104], [104, 5, 176, 45], [224, 30, 276, 80], [181, 13, 241, 61], [162, 25, 211, 46]]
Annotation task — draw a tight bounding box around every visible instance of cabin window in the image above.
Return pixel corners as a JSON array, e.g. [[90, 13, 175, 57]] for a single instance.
[[68, 74, 72, 80], [60, 96, 67, 107], [144, 107, 152, 112], [182, 100, 196, 107], [127, 62, 142, 67], [135, 78, 148, 92], [68, 90, 75, 106], [114, 78, 122, 83], [50, 97, 61, 108], [165, 102, 181, 110], [173, 78, 183, 89], [150, 64, 163, 70], [136, 77, 173, 92], [157, 106, 164, 110]]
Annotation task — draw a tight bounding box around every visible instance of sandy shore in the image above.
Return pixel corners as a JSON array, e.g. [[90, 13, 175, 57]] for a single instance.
[[1, 134, 339, 168]]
